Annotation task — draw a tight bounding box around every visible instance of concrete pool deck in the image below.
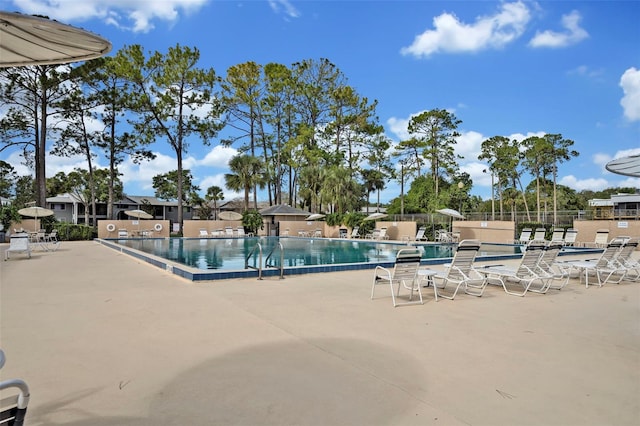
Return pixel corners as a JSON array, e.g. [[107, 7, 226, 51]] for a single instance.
[[1, 240, 639, 425]]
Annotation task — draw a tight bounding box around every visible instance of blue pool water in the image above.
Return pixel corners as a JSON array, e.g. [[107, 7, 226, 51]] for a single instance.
[[105, 237, 525, 281]]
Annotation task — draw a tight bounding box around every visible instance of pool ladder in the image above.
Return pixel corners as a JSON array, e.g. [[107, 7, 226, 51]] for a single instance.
[[245, 242, 284, 280]]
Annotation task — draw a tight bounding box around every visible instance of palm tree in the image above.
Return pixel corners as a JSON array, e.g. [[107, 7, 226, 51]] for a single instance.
[[225, 155, 264, 211], [205, 185, 224, 219]]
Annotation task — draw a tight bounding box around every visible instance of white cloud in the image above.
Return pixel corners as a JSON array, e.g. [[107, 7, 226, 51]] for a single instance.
[[12, 0, 209, 33], [386, 116, 411, 141], [197, 144, 237, 167], [620, 67, 640, 121], [268, 0, 300, 19], [455, 130, 484, 161], [119, 151, 176, 192], [559, 175, 610, 191], [529, 10, 588, 48], [400, 1, 530, 58]]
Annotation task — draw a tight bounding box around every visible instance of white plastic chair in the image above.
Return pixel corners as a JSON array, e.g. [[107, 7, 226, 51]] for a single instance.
[[4, 233, 31, 261], [371, 248, 423, 307]]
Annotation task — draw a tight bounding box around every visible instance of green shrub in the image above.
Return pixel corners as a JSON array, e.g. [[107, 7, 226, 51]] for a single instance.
[[54, 222, 95, 241]]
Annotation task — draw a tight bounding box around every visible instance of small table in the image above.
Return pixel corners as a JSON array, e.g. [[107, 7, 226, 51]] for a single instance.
[[417, 268, 439, 301]]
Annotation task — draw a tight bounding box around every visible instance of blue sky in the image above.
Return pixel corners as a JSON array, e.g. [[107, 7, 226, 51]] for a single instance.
[[3, 0, 639, 204]]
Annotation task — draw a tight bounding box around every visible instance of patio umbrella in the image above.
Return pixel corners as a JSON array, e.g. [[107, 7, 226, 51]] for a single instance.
[[605, 154, 640, 177], [18, 206, 54, 230], [363, 212, 388, 221], [125, 209, 153, 236], [219, 211, 243, 221], [125, 209, 153, 219], [305, 213, 325, 221], [0, 11, 112, 67], [436, 208, 465, 220]]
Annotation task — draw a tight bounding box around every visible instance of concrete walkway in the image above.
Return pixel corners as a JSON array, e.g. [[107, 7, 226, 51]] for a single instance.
[[1, 241, 639, 425]]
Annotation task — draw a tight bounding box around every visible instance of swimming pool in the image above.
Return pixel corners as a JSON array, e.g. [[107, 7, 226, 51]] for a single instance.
[[99, 237, 526, 281]]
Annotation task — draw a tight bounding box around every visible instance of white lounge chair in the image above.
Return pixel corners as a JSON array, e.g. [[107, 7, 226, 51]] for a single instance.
[[584, 229, 609, 248], [371, 248, 423, 307], [377, 227, 389, 240], [366, 229, 380, 240], [44, 229, 60, 251], [4, 233, 31, 261], [415, 226, 427, 241], [350, 226, 360, 239], [551, 228, 565, 242], [237, 227, 245, 237], [563, 228, 578, 246], [224, 227, 234, 237], [476, 240, 549, 296], [199, 229, 209, 238], [0, 349, 30, 425], [536, 241, 571, 290], [533, 228, 547, 241], [431, 239, 486, 300], [561, 238, 626, 288], [514, 228, 532, 244], [613, 237, 640, 281]]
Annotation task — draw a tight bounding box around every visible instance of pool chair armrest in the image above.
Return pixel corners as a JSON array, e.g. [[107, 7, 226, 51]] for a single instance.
[[373, 265, 392, 281]]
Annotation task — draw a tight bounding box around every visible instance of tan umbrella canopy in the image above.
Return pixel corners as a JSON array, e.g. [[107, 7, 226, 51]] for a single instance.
[[606, 154, 640, 178], [219, 211, 243, 221], [436, 208, 465, 220], [363, 212, 388, 221], [125, 209, 153, 219], [305, 213, 325, 221], [0, 11, 112, 67], [18, 206, 54, 230]]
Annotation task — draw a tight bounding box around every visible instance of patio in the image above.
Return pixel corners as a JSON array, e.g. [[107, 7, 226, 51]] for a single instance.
[[1, 241, 639, 425]]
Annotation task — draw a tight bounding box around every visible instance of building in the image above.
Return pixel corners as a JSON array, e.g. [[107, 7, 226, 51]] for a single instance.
[[45, 193, 194, 225], [588, 193, 640, 220]]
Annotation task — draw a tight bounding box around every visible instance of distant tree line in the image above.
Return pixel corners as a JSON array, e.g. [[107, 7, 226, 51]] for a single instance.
[[0, 44, 632, 231]]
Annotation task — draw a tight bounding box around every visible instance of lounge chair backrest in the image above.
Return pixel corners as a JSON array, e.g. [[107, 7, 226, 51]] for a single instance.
[[538, 241, 563, 271], [533, 228, 547, 241], [415, 226, 426, 240], [563, 228, 578, 246], [351, 226, 360, 238], [446, 239, 480, 280], [615, 237, 639, 266], [392, 249, 422, 282], [515, 240, 546, 276], [237, 227, 245, 237], [594, 229, 609, 247], [519, 228, 532, 240], [594, 238, 625, 268], [551, 228, 565, 242], [378, 227, 387, 239]]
